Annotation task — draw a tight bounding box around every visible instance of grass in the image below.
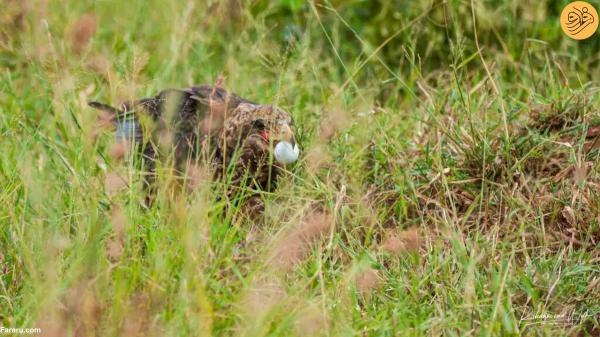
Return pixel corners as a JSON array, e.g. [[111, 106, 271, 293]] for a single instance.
[[1, 0, 599, 336]]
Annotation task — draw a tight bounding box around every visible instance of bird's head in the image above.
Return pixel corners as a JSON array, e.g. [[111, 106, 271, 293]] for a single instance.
[[223, 103, 300, 164]]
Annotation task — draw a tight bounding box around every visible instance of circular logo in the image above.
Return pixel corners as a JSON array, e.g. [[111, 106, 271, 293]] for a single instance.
[[561, 1, 599, 40]]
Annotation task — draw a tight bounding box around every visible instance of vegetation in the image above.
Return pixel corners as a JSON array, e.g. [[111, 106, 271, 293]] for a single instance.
[[1, 0, 599, 336]]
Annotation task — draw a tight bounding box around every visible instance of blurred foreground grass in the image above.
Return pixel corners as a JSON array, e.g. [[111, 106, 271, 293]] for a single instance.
[[0, 1, 599, 336]]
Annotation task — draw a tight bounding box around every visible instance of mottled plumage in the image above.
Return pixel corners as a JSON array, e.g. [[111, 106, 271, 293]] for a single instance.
[[90, 85, 299, 195]]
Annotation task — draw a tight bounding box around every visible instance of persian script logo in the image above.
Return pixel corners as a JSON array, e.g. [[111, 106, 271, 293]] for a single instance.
[[560, 1, 599, 40]]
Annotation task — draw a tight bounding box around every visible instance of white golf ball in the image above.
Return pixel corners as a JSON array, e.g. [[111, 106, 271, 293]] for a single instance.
[[274, 141, 300, 164]]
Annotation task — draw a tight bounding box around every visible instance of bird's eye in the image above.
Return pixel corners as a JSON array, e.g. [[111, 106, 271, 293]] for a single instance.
[[252, 119, 266, 129]]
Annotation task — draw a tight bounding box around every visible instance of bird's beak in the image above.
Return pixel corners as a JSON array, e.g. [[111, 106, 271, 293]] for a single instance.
[[280, 123, 295, 146]]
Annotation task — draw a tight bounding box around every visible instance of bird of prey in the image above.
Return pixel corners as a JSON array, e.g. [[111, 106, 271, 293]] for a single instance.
[[89, 85, 300, 198]]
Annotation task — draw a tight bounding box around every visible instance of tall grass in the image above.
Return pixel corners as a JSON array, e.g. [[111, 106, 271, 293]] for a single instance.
[[0, 1, 599, 336]]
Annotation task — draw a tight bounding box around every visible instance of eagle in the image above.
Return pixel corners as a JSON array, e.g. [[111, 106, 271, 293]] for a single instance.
[[89, 85, 300, 200]]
